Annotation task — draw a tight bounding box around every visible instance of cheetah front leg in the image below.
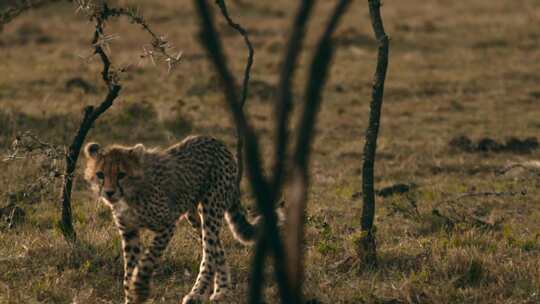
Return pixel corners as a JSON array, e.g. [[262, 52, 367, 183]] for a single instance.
[[126, 225, 176, 304], [120, 229, 141, 301]]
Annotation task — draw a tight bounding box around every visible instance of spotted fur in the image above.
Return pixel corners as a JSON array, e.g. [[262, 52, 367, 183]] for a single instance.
[[84, 135, 259, 304]]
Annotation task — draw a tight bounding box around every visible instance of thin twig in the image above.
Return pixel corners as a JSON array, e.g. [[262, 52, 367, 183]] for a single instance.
[[214, 0, 254, 187], [107, 6, 183, 71]]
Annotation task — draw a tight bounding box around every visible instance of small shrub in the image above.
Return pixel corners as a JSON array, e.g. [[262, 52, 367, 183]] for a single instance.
[[455, 258, 484, 288]]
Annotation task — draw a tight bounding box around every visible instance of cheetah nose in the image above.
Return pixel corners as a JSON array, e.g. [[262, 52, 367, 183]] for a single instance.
[[105, 190, 115, 198]]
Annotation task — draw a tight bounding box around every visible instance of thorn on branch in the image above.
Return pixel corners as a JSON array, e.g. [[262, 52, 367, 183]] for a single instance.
[[75, 0, 182, 73]]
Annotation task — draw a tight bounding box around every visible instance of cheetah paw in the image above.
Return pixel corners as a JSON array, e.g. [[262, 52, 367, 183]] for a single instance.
[[182, 293, 205, 304], [210, 288, 232, 302]]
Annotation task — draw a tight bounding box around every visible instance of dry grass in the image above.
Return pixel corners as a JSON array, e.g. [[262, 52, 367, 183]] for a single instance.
[[1, 0, 540, 303]]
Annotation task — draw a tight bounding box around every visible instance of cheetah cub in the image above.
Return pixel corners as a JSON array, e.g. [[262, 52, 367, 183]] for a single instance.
[[84, 135, 261, 304]]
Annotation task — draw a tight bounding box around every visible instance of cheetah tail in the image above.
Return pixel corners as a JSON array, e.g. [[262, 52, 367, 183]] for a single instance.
[[225, 201, 286, 245], [225, 203, 258, 245]]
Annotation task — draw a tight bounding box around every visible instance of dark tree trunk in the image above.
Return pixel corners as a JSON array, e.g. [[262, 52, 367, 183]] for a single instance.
[[358, 0, 390, 267], [58, 87, 120, 242]]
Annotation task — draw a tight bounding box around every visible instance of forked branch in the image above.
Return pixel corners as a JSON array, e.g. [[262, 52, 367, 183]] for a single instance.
[[194, 0, 351, 303]]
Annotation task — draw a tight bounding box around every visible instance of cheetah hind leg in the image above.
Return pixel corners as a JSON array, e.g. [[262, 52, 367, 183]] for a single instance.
[[209, 237, 232, 301], [182, 205, 222, 303]]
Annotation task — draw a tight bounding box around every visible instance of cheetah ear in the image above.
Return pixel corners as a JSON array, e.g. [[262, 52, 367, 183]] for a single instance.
[[130, 143, 146, 158], [84, 142, 101, 159]]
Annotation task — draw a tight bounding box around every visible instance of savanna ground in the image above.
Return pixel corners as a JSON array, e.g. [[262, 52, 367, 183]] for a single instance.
[[1, 0, 540, 303]]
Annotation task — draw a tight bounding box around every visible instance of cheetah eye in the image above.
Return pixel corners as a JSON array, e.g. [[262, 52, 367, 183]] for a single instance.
[[118, 172, 126, 180], [96, 172, 105, 180]]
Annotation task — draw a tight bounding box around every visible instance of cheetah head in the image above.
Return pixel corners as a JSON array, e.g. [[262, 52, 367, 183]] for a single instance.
[[83, 142, 145, 203]]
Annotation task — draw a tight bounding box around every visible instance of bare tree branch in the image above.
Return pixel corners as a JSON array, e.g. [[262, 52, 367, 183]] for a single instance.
[[286, 1, 352, 301], [272, 0, 315, 195], [59, 2, 122, 242], [293, 0, 352, 169], [358, 0, 390, 266], [214, 0, 254, 187]]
